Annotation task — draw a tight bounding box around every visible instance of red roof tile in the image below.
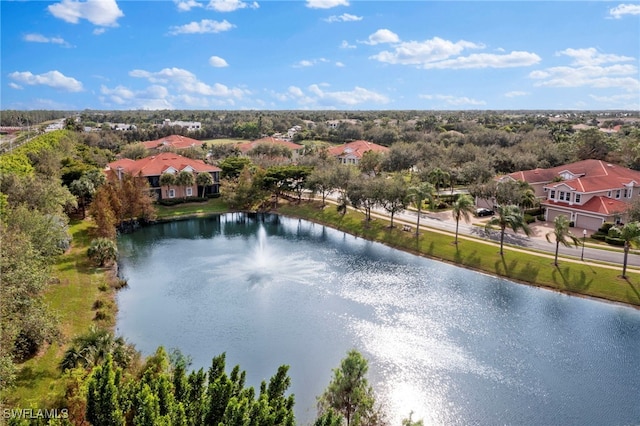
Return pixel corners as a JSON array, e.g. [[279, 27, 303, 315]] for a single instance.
[[106, 152, 220, 177], [141, 135, 204, 150], [236, 137, 303, 153], [327, 140, 389, 159], [543, 196, 628, 215]]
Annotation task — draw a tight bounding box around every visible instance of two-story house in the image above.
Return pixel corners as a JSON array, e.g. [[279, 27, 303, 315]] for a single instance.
[[327, 140, 389, 166], [499, 159, 640, 230], [106, 152, 221, 200]]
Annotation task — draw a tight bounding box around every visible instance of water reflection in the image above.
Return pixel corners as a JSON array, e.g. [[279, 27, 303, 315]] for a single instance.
[[117, 214, 640, 425]]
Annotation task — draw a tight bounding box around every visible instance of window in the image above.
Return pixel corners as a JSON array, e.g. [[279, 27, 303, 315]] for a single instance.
[[623, 189, 628, 198], [559, 191, 565, 201], [616, 190, 621, 199], [186, 187, 193, 197], [168, 189, 175, 198], [550, 190, 556, 199], [575, 193, 581, 203]]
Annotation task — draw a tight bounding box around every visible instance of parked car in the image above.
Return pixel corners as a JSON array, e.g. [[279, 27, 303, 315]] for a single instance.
[[476, 208, 495, 217]]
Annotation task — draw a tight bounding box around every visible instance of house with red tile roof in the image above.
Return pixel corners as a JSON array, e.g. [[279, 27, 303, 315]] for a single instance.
[[106, 152, 221, 200], [499, 159, 640, 230], [236, 137, 304, 160], [141, 134, 205, 151], [327, 140, 389, 165]]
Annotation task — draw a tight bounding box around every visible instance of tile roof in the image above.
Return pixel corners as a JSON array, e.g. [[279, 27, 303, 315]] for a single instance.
[[506, 159, 640, 192], [327, 140, 389, 159], [141, 134, 204, 150], [236, 137, 303, 153], [106, 152, 220, 178], [543, 196, 628, 215]]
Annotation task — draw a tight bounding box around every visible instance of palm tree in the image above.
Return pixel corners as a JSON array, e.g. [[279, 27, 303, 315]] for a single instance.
[[611, 222, 640, 278], [545, 215, 579, 266], [195, 171, 214, 198], [485, 204, 532, 255], [451, 194, 475, 244], [159, 172, 175, 199], [175, 170, 195, 200], [428, 167, 449, 201], [407, 181, 435, 237]]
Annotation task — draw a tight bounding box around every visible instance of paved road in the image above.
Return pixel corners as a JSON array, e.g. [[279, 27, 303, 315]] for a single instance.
[[391, 207, 640, 268]]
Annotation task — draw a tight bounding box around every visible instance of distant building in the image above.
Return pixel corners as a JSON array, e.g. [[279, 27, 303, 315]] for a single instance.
[[141, 134, 204, 151], [327, 140, 389, 166], [106, 152, 220, 200], [162, 119, 201, 131]]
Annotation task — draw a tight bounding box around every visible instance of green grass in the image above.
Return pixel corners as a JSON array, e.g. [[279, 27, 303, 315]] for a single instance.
[[155, 198, 230, 220], [277, 202, 640, 307], [4, 220, 117, 408]]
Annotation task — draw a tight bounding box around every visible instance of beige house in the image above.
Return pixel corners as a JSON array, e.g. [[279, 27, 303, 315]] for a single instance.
[[499, 159, 640, 231]]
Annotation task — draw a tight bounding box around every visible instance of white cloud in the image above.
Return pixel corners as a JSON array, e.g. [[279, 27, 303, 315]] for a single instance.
[[129, 67, 247, 98], [293, 58, 329, 68], [169, 19, 235, 35], [174, 0, 203, 11], [23, 33, 70, 46], [9, 82, 23, 90], [422, 51, 541, 69], [609, 3, 640, 18], [419, 94, 486, 106], [370, 36, 483, 65], [363, 29, 400, 45], [335, 61, 345, 67], [529, 48, 639, 92], [93, 28, 106, 35], [207, 0, 257, 12], [209, 56, 229, 67], [9, 70, 83, 92], [505, 91, 529, 98], [557, 47, 634, 66], [48, 0, 124, 27], [306, 0, 348, 9], [307, 84, 389, 105], [325, 13, 362, 23], [340, 40, 356, 49]]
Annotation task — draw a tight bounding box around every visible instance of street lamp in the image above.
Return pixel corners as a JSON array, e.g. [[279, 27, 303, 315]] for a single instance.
[[581, 229, 587, 261]]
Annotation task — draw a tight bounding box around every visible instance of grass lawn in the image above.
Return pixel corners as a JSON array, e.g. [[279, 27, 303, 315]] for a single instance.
[[277, 201, 640, 307], [155, 198, 230, 220], [4, 220, 118, 409]]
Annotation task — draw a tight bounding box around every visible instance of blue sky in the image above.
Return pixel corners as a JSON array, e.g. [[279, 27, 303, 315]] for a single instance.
[[2, 0, 639, 110]]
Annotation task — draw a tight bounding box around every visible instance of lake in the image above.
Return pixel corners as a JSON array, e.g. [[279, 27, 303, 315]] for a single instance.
[[116, 213, 640, 425]]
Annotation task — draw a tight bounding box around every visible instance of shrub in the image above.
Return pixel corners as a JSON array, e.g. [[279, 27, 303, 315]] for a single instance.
[[591, 232, 606, 241], [605, 236, 625, 246], [569, 221, 575, 227], [536, 214, 545, 221], [87, 238, 118, 267], [598, 222, 615, 234], [524, 214, 536, 224]]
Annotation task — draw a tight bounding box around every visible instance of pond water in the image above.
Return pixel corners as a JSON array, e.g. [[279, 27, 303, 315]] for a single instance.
[[116, 213, 640, 425]]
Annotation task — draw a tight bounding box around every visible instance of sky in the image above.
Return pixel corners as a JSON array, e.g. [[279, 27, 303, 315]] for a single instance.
[[1, 0, 639, 111]]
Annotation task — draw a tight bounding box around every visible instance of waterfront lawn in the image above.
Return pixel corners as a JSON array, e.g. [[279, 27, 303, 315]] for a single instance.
[[5, 220, 117, 408], [155, 197, 230, 219], [277, 202, 640, 307]]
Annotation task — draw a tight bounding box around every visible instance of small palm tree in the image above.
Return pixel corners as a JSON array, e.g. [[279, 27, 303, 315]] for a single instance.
[[407, 181, 435, 237], [195, 171, 214, 198], [485, 204, 532, 255], [611, 222, 640, 278], [545, 215, 579, 266], [87, 238, 117, 267], [451, 194, 475, 244], [175, 170, 195, 200], [159, 172, 175, 199]]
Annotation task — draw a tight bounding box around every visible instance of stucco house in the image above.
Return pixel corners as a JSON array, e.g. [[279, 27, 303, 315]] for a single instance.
[[141, 134, 204, 152], [236, 137, 304, 160], [327, 140, 389, 165], [106, 152, 221, 200], [498, 159, 640, 230]]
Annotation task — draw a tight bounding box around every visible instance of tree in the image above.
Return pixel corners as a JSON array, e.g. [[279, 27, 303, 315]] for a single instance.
[[428, 167, 450, 200], [407, 181, 435, 237], [611, 222, 640, 278], [317, 350, 381, 426], [86, 355, 125, 426], [159, 172, 176, 199], [306, 166, 335, 206], [88, 238, 118, 267], [485, 204, 532, 255], [70, 175, 96, 218], [175, 171, 195, 200], [451, 194, 475, 244], [545, 215, 580, 266], [196, 172, 214, 198], [378, 175, 408, 229]]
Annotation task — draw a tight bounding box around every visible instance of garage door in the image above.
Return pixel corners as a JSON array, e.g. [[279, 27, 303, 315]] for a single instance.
[[546, 209, 569, 223], [575, 214, 602, 232]]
